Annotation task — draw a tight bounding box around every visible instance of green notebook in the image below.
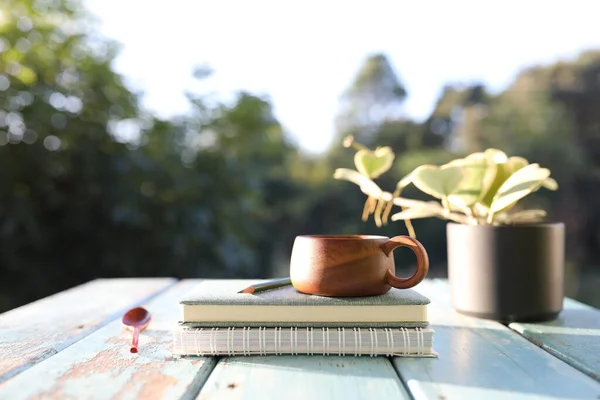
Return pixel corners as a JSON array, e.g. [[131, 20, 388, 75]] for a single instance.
[[178, 279, 430, 328]]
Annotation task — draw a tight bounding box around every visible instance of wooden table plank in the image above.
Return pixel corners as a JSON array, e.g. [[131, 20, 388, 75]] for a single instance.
[[196, 356, 411, 400], [0, 278, 175, 384], [390, 279, 600, 400], [509, 297, 600, 382], [0, 279, 217, 400]]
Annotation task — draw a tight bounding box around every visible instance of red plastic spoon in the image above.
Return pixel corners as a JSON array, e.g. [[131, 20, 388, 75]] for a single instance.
[[122, 307, 151, 353]]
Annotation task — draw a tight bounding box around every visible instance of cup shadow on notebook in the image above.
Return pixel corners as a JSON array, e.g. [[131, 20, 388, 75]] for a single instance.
[[289, 234, 430, 297]]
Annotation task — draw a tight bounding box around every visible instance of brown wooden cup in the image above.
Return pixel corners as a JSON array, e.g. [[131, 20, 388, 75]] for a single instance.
[[289, 235, 429, 296]]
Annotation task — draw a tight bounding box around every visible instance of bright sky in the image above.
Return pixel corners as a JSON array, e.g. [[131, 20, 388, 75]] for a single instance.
[[85, 0, 600, 154]]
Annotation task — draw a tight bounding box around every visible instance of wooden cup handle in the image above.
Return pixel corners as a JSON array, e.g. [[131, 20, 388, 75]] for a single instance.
[[380, 236, 429, 289]]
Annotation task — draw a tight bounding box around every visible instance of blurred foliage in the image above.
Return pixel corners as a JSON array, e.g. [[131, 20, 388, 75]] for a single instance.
[[335, 53, 408, 147], [1, 0, 600, 311], [0, 0, 304, 310]]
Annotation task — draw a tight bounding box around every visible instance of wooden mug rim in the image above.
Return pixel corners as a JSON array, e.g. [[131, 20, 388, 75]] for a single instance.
[[295, 234, 388, 240]]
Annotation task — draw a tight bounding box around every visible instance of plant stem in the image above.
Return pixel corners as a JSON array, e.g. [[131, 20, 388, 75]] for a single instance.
[[374, 198, 385, 227], [404, 219, 417, 239], [465, 206, 478, 225], [444, 213, 471, 224], [343, 135, 369, 151], [351, 142, 368, 151], [441, 197, 451, 214]]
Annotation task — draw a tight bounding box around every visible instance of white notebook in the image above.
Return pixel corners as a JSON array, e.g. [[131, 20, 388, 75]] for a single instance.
[[172, 326, 436, 357]]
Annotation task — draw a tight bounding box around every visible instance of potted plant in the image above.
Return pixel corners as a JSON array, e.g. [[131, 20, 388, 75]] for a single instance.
[[334, 136, 564, 322]]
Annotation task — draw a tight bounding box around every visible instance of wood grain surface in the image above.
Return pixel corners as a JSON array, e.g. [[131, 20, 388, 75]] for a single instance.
[[0, 280, 217, 400], [510, 297, 600, 382], [2, 277, 599, 400], [0, 278, 175, 383], [390, 279, 600, 400], [196, 356, 410, 400]]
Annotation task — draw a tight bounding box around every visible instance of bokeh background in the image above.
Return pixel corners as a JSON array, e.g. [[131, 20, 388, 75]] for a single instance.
[[1, 0, 600, 312]]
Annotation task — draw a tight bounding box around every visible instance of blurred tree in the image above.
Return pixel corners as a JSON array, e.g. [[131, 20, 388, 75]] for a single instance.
[[550, 50, 600, 164], [2, 0, 600, 312], [548, 50, 600, 268], [185, 90, 301, 274], [334, 53, 407, 146], [425, 84, 491, 153], [0, 0, 301, 312], [325, 52, 457, 273], [470, 55, 594, 270], [0, 0, 144, 310]]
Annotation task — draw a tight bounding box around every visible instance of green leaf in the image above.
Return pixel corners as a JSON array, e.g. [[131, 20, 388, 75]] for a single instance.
[[390, 204, 444, 221], [353, 146, 395, 178], [483, 148, 508, 163], [390, 201, 470, 224], [489, 164, 551, 214], [505, 156, 529, 174], [466, 148, 507, 162], [472, 202, 490, 218], [333, 168, 391, 200], [499, 209, 548, 224], [445, 154, 496, 208], [392, 197, 443, 209], [543, 177, 559, 190], [411, 164, 464, 200], [481, 155, 529, 207], [397, 173, 412, 189]]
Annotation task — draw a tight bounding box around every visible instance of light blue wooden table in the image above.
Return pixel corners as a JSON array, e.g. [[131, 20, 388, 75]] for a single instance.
[[0, 278, 599, 400]]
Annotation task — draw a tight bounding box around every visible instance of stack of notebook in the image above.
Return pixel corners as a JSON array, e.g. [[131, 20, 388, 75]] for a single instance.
[[172, 279, 436, 357]]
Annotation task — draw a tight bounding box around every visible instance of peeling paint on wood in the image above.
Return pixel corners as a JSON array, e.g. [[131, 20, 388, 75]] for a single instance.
[[0, 280, 217, 400], [196, 355, 411, 400], [0, 278, 176, 383], [509, 297, 600, 382], [2, 277, 600, 400], [391, 279, 600, 399]]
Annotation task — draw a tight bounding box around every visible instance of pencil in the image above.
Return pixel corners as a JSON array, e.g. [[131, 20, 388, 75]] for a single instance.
[[237, 277, 292, 294]]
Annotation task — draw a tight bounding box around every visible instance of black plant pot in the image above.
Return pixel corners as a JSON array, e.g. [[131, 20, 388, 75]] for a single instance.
[[447, 222, 565, 323]]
